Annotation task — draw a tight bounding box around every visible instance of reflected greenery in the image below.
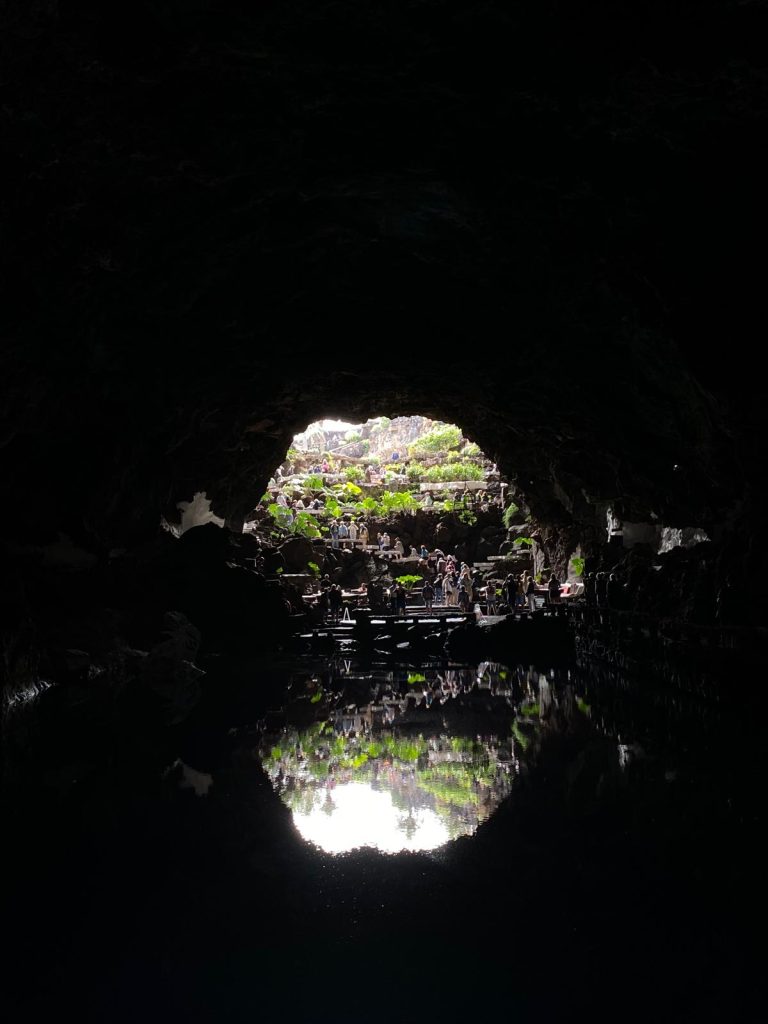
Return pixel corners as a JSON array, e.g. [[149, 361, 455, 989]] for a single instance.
[[260, 723, 515, 851], [254, 661, 577, 854]]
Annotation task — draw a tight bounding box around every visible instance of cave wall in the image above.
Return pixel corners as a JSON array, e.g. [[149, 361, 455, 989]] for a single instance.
[[1, 1, 766, 618]]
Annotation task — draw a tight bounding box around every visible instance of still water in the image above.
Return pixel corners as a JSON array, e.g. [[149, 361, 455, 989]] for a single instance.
[[4, 652, 763, 1021], [260, 661, 561, 854]]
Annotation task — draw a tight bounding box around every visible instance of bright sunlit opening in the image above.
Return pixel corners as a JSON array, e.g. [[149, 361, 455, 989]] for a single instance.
[[291, 781, 451, 854]]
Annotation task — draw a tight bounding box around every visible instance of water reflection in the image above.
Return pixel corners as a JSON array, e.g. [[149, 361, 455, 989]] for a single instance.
[[258, 661, 546, 854]]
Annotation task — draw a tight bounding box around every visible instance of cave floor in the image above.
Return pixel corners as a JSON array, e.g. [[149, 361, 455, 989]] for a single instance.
[[2, 654, 764, 1023]]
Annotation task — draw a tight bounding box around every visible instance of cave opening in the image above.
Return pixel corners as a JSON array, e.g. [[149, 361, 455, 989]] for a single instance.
[[2, 0, 765, 1015]]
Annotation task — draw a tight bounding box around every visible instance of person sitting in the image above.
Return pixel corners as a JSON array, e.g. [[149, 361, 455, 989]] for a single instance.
[[311, 496, 323, 510], [419, 544, 429, 559], [294, 497, 305, 510], [393, 537, 405, 559], [424, 492, 434, 507], [409, 545, 420, 558], [380, 531, 391, 550]]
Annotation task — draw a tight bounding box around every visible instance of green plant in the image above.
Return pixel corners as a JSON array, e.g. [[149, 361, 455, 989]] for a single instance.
[[304, 473, 324, 490], [407, 672, 426, 685], [570, 556, 586, 577], [502, 503, 520, 528], [293, 511, 322, 538], [395, 574, 423, 590], [408, 423, 462, 457], [344, 429, 362, 443], [421, 461, 483, 483], [379, 490, 418, 515], [458, 509, 477, 526], [307, 561, 320, 575], [514, 537, 533, 548], [461, 441, 481, 457], [343, 465, 365, 483]]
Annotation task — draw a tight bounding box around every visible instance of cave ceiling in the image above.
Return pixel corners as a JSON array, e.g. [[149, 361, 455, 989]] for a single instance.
[[1, 1, 765, 546]]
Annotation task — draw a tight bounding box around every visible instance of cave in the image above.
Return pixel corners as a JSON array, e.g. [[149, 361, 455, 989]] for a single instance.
[[1, 1, 766, 1020]]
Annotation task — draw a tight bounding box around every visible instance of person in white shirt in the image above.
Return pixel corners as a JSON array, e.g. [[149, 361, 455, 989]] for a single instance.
[[348, 520, 358, 545]]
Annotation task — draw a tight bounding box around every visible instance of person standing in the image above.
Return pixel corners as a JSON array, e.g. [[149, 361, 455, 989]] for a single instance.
[[338, 520, 349, 547], [526, 576, 537, 612], [548, 573, 561, 605], [348, 520, 358, 546], [422, 579, 435, 611], [433, 573, 443, 604], [359, 522, 369, 547], [443, 574, 456, 607], [395, 583, 407, 615], [330, 521, 340, 549], [502, 573, 516, 608]]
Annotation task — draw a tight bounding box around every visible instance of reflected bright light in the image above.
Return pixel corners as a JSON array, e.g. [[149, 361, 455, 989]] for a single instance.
[[292, 781, 450, 854]]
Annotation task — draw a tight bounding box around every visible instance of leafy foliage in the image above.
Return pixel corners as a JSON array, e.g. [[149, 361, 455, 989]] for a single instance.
[[421, 461, 483, 482], [343, 465, 365, 483], [267, 504, 322, 539], [408, 423, 462, 456], [570, 556, 586, 577], [395, 574, 423, 590], [502, 503, 521, 528], [379, 490, 418, 514]]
